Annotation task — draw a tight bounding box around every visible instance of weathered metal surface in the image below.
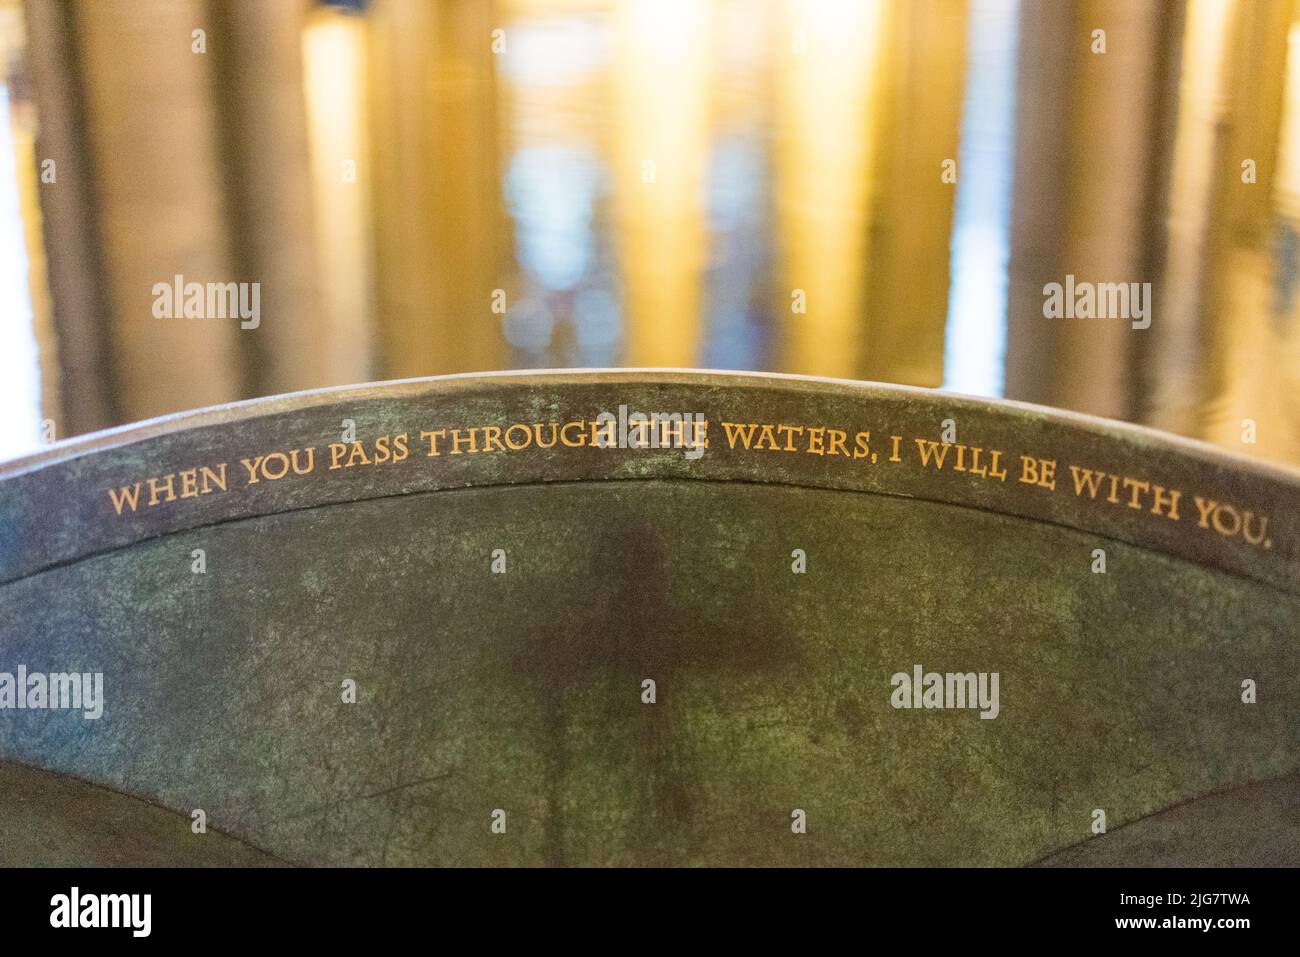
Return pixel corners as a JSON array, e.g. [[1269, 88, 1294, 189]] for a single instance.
[[0, 371, 1296, 865], [1037, 775, 1300, 868], [0, 762, 280, 866]]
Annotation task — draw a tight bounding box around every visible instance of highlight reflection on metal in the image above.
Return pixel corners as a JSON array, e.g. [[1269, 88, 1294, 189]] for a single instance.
[[3, 0, 1300, 472]]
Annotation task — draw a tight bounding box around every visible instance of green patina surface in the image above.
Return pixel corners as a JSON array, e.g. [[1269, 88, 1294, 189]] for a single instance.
[[1, 480, 1295, 865], [0, 373, 1296, 865]]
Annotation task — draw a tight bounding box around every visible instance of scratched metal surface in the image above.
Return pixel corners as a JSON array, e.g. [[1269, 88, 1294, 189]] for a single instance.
[[0, 373, 1296, 865]]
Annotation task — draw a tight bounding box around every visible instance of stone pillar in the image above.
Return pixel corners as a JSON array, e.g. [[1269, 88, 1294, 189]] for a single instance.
[[367, 0, 509, 378], [1004, 0, 1182, 420]]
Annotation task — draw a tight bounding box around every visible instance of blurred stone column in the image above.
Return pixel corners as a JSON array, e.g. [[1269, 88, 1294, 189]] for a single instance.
[[69, 0, 243, 421], [367, 0, 509, 378], [1004, 0, 1182, 420], [861, 0, 967, 386], [1256, 1, 1300, 464], [4, 0, 60, 439], [27, 0, 365, 433], [1150, 0, 1296, 464], [301, 2, 375, 388], [609, 0, 711, 368], [23, 0, 118, 432], [773, 0, 965, 384], [773, 0, 886, 379], [208, 0, 331, 396]]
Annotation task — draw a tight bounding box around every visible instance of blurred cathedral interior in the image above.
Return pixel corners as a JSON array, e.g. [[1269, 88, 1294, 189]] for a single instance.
[[1, 0, 1298, 467]]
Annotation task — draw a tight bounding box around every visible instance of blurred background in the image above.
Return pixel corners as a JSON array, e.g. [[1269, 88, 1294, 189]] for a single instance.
[[0, 0, 1298, 467]]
